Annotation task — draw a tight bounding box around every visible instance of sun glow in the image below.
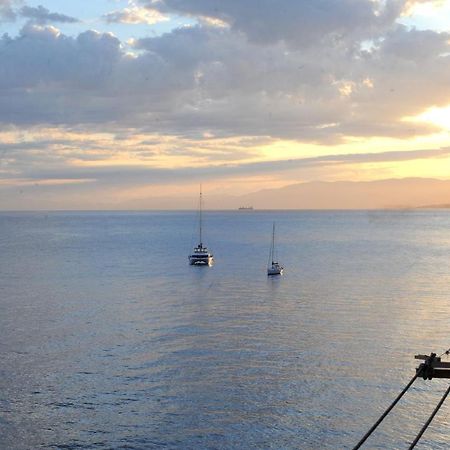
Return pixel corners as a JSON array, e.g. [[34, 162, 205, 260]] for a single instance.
[[413, 105, 450, 131], [400, 0, 450, 31]]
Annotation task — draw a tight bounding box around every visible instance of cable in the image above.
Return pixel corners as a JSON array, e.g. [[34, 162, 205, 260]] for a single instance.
[[408, 385, 450, 449], [352, 369, 422, 450]]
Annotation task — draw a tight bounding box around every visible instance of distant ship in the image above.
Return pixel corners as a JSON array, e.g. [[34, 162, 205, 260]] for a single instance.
[[267, 222, 283, 276], [238, 206, 254, 210], [189, 186, 214, 266]]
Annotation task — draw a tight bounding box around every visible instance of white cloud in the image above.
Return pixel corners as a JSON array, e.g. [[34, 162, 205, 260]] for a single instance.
[[104, 5, 168, 25]]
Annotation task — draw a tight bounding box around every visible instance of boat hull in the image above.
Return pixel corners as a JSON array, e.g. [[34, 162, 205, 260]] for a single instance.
[[267, 269, 283, 276], [189, 255, 213, 266], [267, 264, 283, 276]]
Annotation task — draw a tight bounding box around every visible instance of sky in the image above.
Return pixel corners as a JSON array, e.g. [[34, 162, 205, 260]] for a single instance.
[[0, 0, 450, 209]]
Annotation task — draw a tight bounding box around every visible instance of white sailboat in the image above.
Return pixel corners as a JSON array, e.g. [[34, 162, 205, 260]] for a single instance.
[[267, 222, 283, 276], [189, 186, 214, 266]]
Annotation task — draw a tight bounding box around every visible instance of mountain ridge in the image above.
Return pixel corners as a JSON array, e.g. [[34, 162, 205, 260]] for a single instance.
[[126, 177, 450, 210]]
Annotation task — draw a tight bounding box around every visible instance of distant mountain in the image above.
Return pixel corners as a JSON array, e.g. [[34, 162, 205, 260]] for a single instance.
[[232, 178, 450, 210], [130, 178, 450, 210], [417, 204, 450, 209]]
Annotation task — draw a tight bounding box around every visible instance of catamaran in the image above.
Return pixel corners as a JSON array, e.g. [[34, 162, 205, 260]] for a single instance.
[[189, 186, 214, 266], [267, 222, 283, 276]]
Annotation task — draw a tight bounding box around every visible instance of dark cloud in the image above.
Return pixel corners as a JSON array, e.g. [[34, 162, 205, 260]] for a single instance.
[[380, 25, 450, 60], [19, 5, 79, 24], [139, 0, 410, 46], [345, 25, 450, 129], [0, 25, 122, 123]]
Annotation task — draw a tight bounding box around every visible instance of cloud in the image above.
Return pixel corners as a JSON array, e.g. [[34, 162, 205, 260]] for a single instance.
[[104, 5, 168, 25], [19, 5, 79, 24], [0, 127, 265, 193], [402, 0, 447, 14], [2, 130, 449, 209], [146, 0, 377, 46], [0, 0, 20, 22], [1, 2, 80, 24], [0, 5, 449, 146], [5, 144, 449, 186], [1, 0, 449, 209], [138, 0, 434, 47], [0, 25, 123, 122]]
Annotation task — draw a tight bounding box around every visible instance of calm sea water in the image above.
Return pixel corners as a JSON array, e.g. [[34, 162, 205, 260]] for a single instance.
[[1, 210, 450, 449]]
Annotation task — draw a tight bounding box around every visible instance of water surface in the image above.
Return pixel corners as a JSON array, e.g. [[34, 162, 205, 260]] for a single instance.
[[1, 210, 449, 449]]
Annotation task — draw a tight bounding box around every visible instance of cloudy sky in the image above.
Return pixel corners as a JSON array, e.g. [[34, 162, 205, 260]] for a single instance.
[[1, 0, 450, 209]]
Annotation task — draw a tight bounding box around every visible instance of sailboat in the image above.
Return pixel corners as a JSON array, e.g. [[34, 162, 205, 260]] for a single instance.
[[189, 186, 214, 266], [267, 222, 283, 276]]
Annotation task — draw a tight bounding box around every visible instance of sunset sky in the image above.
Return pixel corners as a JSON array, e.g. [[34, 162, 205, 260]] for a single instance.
[[1, 0, 450, 209]]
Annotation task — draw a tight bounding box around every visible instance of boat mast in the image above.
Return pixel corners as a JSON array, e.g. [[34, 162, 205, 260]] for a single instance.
[[199, 184, 202, 246], [271, 222, 275, 264]]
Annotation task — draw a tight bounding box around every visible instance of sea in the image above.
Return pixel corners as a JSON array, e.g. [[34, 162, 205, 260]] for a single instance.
[[1, 210, 449, 449]]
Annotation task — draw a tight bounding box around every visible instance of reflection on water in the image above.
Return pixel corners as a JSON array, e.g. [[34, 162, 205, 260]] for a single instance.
[[1, 210, 450, 449]]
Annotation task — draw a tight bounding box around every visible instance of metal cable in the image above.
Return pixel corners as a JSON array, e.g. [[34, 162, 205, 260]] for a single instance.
[[408, 384, 450, 449], [352, 369, 422, 450]]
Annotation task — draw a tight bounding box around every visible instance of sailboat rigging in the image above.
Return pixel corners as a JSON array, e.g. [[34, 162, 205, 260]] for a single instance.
[[267, 222, 283, 276], [188, 186, 214, 266]]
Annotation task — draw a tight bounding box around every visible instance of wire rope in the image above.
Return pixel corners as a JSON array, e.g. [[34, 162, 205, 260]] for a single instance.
[[408, 385, 450, 449], [352, 368, 423, 449]]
